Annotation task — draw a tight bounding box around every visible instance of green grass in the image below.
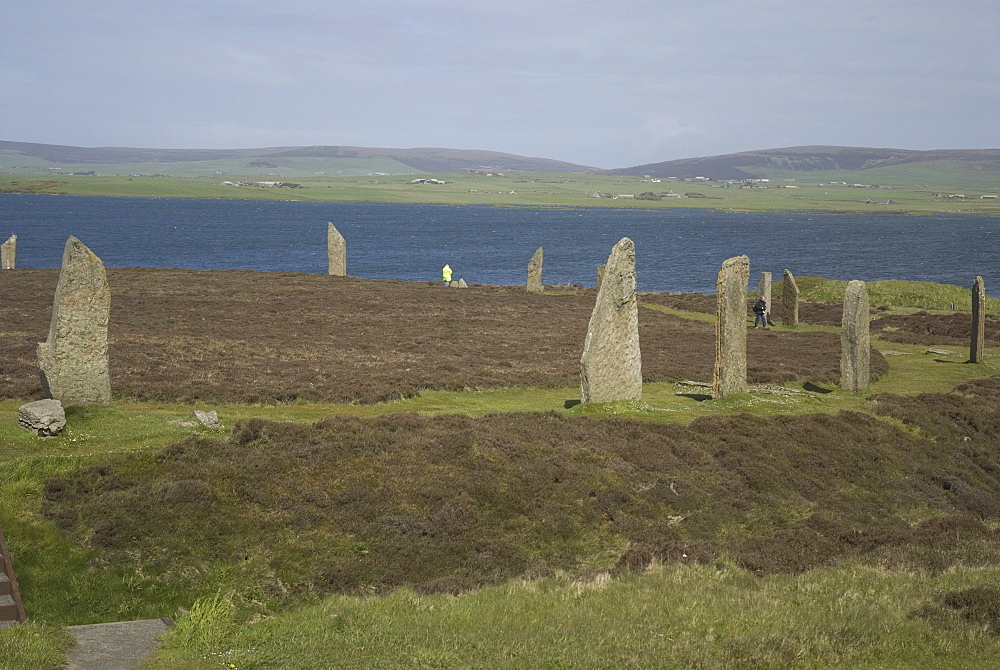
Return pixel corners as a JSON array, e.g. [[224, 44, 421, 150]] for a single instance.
[[0, 622, 74, 670], [145, 564, 1000, 669], [758, 161, 1000, 189], [2, 171, 999, 215], [778, 276, 1000, 313]]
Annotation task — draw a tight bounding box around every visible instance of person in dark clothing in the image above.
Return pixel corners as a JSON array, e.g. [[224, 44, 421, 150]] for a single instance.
[[753, 297, 767, 328]]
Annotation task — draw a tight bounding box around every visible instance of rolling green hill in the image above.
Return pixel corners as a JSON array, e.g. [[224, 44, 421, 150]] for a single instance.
[[0, 141, 594, 177], [613, 146, 1000, 189]]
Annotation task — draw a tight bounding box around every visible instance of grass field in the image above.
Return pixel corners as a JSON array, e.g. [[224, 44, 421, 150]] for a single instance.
[[2, 273, 999, 668], [3, 170, 1000, 215]]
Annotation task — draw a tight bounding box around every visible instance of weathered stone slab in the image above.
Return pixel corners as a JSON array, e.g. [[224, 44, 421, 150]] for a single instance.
[[757, 271, 772, 324], [327, 223, 346, 276], [971, 275, 985, 363], [170, 409, 223, 429], [527, 247, 543, 292], [1, 234, 15, 269], [580, 238, 642, 403], [18, 399, 66, 436], [36, 237, 112, 406], [713, 255, 750, 398], [782, 269, 799, 326], [456, 278, 468, 288], [596, 264, 607, 291], [840, 280, 870, 391]]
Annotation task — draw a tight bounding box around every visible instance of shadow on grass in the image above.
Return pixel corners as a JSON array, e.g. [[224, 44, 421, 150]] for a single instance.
[[677, 393, 712, 402], [564, 399, 581, 409], [803, 382, 834, 394]]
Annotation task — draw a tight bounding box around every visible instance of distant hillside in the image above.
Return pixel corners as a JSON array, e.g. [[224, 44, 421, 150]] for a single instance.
[[0, 141, 593, 176], [613, 146, 1000, 185]]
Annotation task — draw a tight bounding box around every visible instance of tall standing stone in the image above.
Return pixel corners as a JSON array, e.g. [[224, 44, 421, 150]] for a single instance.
[[327, 222, 346, 276], [782, 269, 799, 326], [580, 238, 642, 403], [526, 247, 543, 292], [596, 264, 607, 291], [1, 234, 15, 269], [713, 255, 750, 398], [757, 271, 772, 325], [37, 236, 111, 405], [840, 280, 870, 391], [971, 275, 985, 363]]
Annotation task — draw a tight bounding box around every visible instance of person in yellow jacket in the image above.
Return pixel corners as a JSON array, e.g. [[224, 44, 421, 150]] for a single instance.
[[442, 263, 452, 286]]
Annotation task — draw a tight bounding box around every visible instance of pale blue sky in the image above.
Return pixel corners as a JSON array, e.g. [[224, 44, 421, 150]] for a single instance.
[[3, 0, 998, 168]]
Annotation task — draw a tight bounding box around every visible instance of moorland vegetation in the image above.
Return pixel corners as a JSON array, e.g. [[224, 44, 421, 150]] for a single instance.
[[1, 271, 1000, 668]]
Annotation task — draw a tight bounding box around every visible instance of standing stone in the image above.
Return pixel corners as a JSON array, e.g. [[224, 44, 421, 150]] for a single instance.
[[596, 264, 607, 291], [840, 280, 870, 391], [327, 223, 346, 276], [713, 255, 750, 398], [36, 237, 112, 405], [526, 247, 543, 292], [971, 275, 985, 363], [580, 238, 642, 403], [757, 271, 772, 325], [456, 278, 468, 288], [782, 269, 799, 326], [1, 234, 15, 269]]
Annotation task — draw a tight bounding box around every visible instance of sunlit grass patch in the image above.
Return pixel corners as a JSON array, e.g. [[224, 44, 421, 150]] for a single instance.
[[145, 564, 1000, 669], [0, 622, 74, 670]]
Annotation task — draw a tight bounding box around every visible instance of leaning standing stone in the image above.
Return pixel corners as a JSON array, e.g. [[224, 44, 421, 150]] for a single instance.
[[327, 222, 346, 276], [971, 275, 985, 363], [526, 247, 543, 292], [840, 280, 870, 391], [713, 255, 750, 398], [758, 271, 772, 324], [782, 269, 799, 326], [36, 236, 112, 405], [580, 238, 642, 403], [18, 399, 66, 436], [1, 234, 15, 269]]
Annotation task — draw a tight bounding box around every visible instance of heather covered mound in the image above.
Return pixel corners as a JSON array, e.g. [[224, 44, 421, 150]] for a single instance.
[[643, 287, 996, 347], [42, 377, 1000, 604], [1, 268, 882, 404], [641, 292, 880, 326], [872, 311, 1000, 347]]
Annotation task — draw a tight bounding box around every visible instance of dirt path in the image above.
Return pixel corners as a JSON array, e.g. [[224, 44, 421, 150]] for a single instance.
[[66, 618, 170, 670]]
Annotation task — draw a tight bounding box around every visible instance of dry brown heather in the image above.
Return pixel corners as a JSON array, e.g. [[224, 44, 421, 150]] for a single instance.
[[42, 377, 1000, 597], [645, 292, 999, 347], [1, 268, 885, 404], [871, 311, 1000, 347], [641, 293, 855, 326]]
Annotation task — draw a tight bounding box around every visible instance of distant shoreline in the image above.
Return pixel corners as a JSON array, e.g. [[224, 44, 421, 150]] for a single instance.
[[3, 173, 999, 217]]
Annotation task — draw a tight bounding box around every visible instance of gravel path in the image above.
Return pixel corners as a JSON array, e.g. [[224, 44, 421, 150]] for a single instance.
[[66, 618, 170, 670]]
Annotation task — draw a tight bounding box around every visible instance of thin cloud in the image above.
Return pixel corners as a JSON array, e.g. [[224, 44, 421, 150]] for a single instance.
[[2, 0, 997, 167]]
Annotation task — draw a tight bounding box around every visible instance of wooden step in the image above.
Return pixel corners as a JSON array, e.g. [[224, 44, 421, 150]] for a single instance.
[[0, 571, 13, 596], [1, 595, 19, 618], [0, 529, 26, 624]]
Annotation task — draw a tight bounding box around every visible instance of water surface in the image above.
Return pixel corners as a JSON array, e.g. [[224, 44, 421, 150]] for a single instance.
[[2, 194, 997, 296]]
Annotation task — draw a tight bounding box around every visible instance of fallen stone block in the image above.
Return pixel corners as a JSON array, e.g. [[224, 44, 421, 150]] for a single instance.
[[18, 399, 66, 436]]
